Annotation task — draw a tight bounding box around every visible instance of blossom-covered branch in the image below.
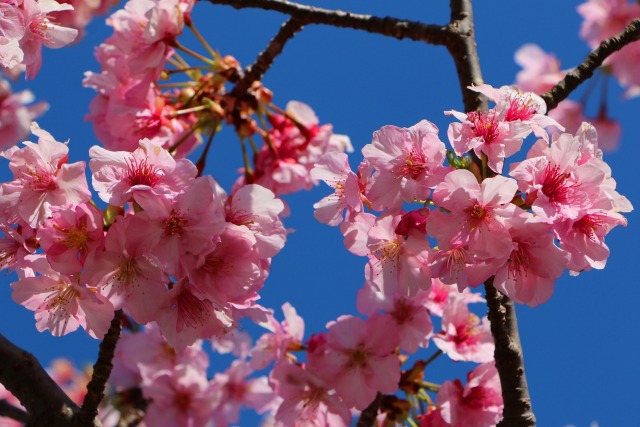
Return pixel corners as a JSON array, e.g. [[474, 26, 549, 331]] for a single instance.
[[541, 18, 640, 110], [0, 334, 80, 426], [446, 0, 535, 424], [232, 17, 305, 96], [206, 0, 451, 45], [73, 310, 123, 427]]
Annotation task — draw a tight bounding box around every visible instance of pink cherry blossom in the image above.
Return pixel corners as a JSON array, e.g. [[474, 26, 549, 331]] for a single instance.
[[362, 120, 449, 210], [210, 360, 278, 425], [82, 216, 167, 325], [37, 203, 104, 275], [424, 278, 484, 318], [155, 278, 234, 350], [446, 108, 530, 173], [492, 213, 568, 306], [250, 303, 305, 369], [11, 255, 114, 338], [89, 138, 197, 205], [311, 151, 363, 225], [20, 0, 79, 78], [132, 177, 225, 276], [0, 3, 26, 69], [307, 315, 400, 410], [3, 123, 91, 227], [270, 361, 351, 427], [433, 294, 494, 363], [514, 44, 566, 94], [435, 362, 503, 427], [140, 365, 217, 427], [224, 183, 286, 258], [0, 76, 47, 149], [427, 169, 517, 262]]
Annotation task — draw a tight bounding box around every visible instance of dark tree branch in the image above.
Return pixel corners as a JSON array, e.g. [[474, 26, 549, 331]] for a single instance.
[[207, 0, 451, 45], [232, 17, 305, 96], [0, 333, 78, 427], [73, 310, 123, 427], [0, 399, 29, 423], [447, 0, 487, 112], [542, 18, 640, 111], [355, 392, 382, 427], [485, 280, 536, 427]]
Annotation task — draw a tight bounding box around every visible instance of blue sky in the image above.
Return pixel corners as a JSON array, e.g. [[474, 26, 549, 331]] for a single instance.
[[1, 0, 638, 425]]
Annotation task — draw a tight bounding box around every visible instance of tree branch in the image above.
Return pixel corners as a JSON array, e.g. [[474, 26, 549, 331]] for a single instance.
[[232, 17, 305, 96], [73, 310, 123, 427], [485, 280, 536, 426], [206, 0, 451, 45], [446, 0, 487, 112], [0, 399, 29, 423], [355, 392, 382, 427], [0, 333, 78, 427], [541, 18, 640, 111]]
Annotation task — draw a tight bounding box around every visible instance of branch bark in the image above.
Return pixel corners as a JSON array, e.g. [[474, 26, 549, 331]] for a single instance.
[[485, 280, 536, 426], [541, 18, 640, 111], [232, 17, 305, 96], [73, 310, 123, 427], [0, 399, 29, 423], [206, 0, 451, 45], [0, 333, 78, 427]]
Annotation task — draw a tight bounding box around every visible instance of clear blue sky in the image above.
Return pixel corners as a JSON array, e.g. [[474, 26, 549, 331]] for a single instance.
[[1, 1, 638, 426]]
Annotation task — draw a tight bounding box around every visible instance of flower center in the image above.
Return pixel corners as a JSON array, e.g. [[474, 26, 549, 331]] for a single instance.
[[505, 94, 538, 122], [574, 214, 603, 241], [541, 164, 572, 203], [125, 157, 162, 187], [468, 110, 499, 145]]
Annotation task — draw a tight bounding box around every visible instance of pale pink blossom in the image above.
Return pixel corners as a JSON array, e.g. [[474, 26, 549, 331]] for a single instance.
[[270, 361, 351, 427], [547, 100, 587, 135], [155, 278, 234, 350], [250, 303, 305, 369], [0, 3, 26, 69], [433, 294, 494, 363], [0, 77, 47, 148], [364, 211, 432, 297], [311, 151, 363, 225], [140, 365, 217, 427], [362, 120, 449, 210], [11, 255, 114, 338], [132, 177, 225, 276], [210, 360, 278, 425], [446, 108, 530, 173], [111, 323, 208, 389], [492, 213, 568, 306], [427, 169, 517, 261], [82, 216, 167, 324], [307, 315, 400, 410], [514, 44, 566, 94], [589, 111, 621, 152], [3, 123, 91, 227], [20, 0, 78, 78], [89, 138, 197, 205], [224, 183, 286, 258], [0, 383, 24, 427], [435, 362, 503, 427]]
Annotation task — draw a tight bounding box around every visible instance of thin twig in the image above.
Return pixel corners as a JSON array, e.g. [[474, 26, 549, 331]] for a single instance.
[[485, 279, 536, 427], [232, 17, 305, 96], [206, 0, 451, 45], [0, 334, 78, 426], [355, 392, 382, 427], [0, 400, 29, 423], [541, 18, 640, 111], [73, 310, 123, 427]]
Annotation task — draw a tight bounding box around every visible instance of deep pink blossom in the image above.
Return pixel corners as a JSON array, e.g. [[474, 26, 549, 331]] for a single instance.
[[307, 315, 400, 410]]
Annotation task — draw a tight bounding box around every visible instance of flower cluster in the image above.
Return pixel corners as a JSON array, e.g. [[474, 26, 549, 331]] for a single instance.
[[312, 84, 632, 307], [0, 124, 288, 348]]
